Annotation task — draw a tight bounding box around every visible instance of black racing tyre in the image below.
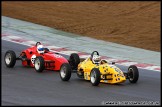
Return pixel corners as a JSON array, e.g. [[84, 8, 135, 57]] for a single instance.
[[34, 56, 45, 73], [90, 68, 101, 86], [60, 63, 72, 81], [69, 53, 80, 70], [128, 65, 139, 83], [4, 50, 16, 68]]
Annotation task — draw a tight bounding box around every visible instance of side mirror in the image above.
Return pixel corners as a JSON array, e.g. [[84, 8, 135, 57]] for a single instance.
[[112, 62, 115, 64]]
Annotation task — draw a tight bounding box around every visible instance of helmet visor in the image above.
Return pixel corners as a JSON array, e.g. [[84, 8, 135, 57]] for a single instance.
[[94, 59, 100, 63], [94, 57, 100, 63], [38, 47, 44, 51]]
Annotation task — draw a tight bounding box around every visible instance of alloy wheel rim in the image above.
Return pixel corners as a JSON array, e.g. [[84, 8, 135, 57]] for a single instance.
[[5, 53, 11, 65], [91, 70, 96, 83], [35, 59, 40, 70], [129, 68, 134, 81], [60, 66, 66, 78]]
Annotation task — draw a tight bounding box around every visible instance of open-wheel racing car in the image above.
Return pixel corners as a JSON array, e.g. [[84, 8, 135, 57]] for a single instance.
[[68, 51, 139, 86], [4, 42, 77, 81]]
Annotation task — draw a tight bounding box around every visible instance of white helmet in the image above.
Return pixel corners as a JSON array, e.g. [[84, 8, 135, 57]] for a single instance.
[[37, 45, 44, 54], [92, 55, 101, 64], [31, 54, 36, 65]]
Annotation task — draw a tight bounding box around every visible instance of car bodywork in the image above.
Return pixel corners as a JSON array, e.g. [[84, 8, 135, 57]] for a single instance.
[[4, 42, 73, 81], [74, 51, 139, 86], [77, 57, 126, 84], [20, 46, 68, 71]]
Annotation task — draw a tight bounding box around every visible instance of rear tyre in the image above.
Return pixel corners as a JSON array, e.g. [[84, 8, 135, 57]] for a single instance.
[[60, 63, 72, 81], [69, 53, 80, 70], [128, 65, 139, 83], [34, 56, 45, 73], [90, 68, 101, 86], [4, 50, 16, 68]]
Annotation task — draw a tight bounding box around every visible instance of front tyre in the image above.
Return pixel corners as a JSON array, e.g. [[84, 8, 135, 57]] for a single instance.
[[34, 56, 45, 73], [4, 50, 16, 68], [60, 63, 72, 81], [128, 65, 139, 83], [90, 68, 101, 86]]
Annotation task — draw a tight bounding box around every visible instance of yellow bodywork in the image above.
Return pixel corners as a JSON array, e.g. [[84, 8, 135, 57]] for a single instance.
[[77, 57, 126, 84]]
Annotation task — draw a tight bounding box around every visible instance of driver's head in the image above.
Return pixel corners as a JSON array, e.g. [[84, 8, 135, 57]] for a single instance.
[[37, 44, 44, 54], [92, 55, 101, 64]]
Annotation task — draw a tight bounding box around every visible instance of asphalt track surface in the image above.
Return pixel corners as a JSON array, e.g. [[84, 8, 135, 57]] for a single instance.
[[1, 40, 161, 105]]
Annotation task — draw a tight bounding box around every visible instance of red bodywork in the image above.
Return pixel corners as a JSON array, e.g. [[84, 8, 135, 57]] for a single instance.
[[21, 46, 68, 71]]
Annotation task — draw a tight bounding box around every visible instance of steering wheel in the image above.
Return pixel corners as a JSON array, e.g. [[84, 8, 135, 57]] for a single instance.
[[90, 51, 99, 61], [35, 42, 41, 47]]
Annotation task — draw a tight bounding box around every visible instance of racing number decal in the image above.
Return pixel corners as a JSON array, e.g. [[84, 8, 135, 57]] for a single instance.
[[104, 80, 108, 83], [54, 54, 62, 58], [84, 73, 88, 80], [110, 65, 121, 72], [31, 54, 36, 65]]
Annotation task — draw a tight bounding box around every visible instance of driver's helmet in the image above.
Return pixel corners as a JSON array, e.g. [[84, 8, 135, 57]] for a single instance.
[[37, 44, 44, 54], [92, 55, 101, 64]]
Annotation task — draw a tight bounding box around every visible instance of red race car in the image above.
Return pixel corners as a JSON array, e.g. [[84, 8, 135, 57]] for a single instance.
[[4, 42, 80, 81]]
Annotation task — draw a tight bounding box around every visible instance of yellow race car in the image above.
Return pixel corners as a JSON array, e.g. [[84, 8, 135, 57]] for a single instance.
[[68, 51, 139, 86]]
